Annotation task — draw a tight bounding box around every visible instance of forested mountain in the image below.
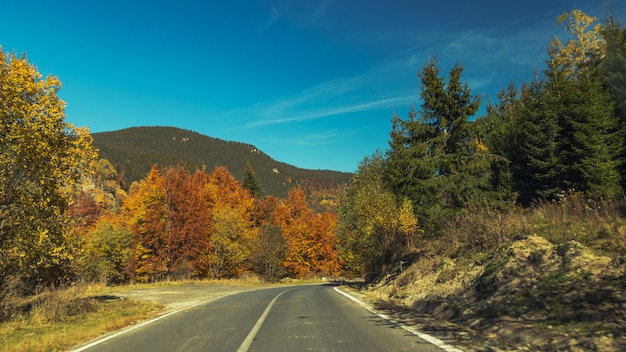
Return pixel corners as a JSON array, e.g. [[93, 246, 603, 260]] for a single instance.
[[92, 126, 351, 197]]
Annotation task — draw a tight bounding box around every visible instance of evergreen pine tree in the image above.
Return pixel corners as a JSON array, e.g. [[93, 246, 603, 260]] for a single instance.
[[385, 59, 498, 231], [242, 161, 263, 198], [602, 17, 626, 121], [601, 17, 626, 191], [511, 80, 562, 204], [480, 83, 519, 159], [563, 73, 622, 198], [481, 10, 623, 204], [545, 35, 623, 199]]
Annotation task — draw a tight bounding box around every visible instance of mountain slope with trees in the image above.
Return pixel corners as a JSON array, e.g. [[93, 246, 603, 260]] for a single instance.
[[92, 126, 351, 198]]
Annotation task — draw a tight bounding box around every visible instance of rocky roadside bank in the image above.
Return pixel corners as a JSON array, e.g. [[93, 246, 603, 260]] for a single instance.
[[350, 235, 626, 351]]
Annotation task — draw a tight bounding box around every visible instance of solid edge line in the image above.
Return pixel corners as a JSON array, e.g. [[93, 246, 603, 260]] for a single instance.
[[236, 288, 294, 352], [72, 293, 232, 352], [333, 287, 464, 352]]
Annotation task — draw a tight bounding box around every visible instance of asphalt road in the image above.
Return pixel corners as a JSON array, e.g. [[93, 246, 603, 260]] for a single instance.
[[78, 284, 450, 352]]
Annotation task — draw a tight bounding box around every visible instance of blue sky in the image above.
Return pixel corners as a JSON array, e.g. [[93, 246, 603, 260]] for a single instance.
[[1, 1, 625, 172]]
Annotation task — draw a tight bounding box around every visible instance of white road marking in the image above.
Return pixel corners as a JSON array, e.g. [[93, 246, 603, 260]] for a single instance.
[[333, 287, 465, 352], [236, 288, 294, 352]]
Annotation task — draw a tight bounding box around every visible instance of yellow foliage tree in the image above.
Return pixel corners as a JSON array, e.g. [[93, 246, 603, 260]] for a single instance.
[[397, 197, 422, 249], [550, 10, 604, 78], [338, 154, 422, 278], [0, 48, 96, 293], [209, 206, 253, 278], [123, 165, 169, 282], [206, 167, 257, 278]]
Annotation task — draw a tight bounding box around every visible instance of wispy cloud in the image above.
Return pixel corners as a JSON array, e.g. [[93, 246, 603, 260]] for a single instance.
[[240, 96, 409, 128], [259, 5, 279, 31], [224, 55, 417, 130], [283, 129, 344, 146], [227, 11, 564, 133], [304, 0, 334, 28], [438, 11, 564, 90]]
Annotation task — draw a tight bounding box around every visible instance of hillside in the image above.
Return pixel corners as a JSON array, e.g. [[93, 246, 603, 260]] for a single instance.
[[358, 235, 626, 351], [351, 194, 626, 351], [92, 126, 352, 198]]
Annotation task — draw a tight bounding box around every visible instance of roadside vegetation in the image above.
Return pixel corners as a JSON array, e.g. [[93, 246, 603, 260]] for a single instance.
[[1, 8, 626, 352], [0, 283, 164, 352], [358, 194, 626, 350], [336, 10, 626, 351]]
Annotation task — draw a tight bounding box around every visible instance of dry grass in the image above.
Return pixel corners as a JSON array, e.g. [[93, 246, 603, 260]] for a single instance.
[[434, 192, 626, 262], [365, 192, 626, 350], [0, 274, 323, 352], [0, 283, 164, 352], [525, 192, 626, 260]]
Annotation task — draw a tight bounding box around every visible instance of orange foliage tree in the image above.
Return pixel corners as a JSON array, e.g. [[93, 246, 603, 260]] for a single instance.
[[206, 167, 257, 278], [309, 212, 341, 276], [112, 164, 342, 283], [163, 167, 213, 278], [274, 188, 341, 278], [123, 165, 169, 282]]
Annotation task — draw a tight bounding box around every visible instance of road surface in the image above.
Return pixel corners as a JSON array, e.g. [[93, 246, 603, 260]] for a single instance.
[[77, 284, 452, 352]]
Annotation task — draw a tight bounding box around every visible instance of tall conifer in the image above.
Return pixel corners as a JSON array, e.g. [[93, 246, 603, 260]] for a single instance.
[[385, 59, 498, 231], [242, 161, 263, 198]]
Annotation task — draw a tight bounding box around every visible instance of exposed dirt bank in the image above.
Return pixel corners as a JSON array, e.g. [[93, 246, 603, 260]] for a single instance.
[[353, 235, 626, 351]]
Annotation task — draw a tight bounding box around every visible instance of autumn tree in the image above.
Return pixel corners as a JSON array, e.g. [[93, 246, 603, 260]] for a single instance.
[[250, 196, 288, 281], [206, 167, 257, 278], [209, 206, 253, 278], [251, 224, 287, 281], [273, 188, 313, 277], [550, 10, 604, 78], [0, 49, 96, 294], [91, 158, 126, 212], [83, 215, 134, 284], [309, 212, 341, 276], [68, 158, 126, 236], [338, 153, 419, 278], [123, 165, 169, 282], [274, 187, 341, 278], [397, 197, 421, 250], [163, 167, 212, 278], [69, 192, 102, 235]]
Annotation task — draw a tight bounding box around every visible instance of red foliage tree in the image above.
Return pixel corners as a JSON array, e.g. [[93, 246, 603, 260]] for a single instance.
[[163, 167, 213, 278]]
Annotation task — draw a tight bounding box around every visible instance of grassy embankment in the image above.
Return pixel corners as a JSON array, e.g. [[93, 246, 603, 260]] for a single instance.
[[0, 283, 163, 352], [363, 192, 626, 351]]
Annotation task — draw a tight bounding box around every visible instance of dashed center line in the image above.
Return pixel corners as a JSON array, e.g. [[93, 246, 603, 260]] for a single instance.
[[236, 288, 294, 352]]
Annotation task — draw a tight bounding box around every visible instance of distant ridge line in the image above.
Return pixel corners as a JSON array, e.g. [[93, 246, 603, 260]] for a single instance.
[[92, 126, 352, 198]]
